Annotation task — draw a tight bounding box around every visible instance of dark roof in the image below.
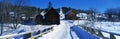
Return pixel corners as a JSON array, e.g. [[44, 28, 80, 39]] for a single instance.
[[65, 10, 75, 15], [45, 7, 59, 15]]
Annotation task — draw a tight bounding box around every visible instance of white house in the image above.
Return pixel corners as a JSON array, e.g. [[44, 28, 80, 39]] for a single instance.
[[77, 13, 88, 20]]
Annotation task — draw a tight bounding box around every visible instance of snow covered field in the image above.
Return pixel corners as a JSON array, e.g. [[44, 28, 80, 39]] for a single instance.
[[73, 20, 120, 34], [75, 21, 120, 39], [93, 22, 120, 34], [93, 22, 120, 39]]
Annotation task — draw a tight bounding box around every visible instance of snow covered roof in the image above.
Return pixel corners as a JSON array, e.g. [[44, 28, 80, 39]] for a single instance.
[[40, 11, 46, 16]]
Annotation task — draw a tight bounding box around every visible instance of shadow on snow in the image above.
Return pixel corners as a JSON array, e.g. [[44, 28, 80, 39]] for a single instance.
[[70, 25, 99, 39]]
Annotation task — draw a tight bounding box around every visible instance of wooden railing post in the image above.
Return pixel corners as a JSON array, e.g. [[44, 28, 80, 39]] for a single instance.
[[110, 34, 116, 39], [97, 30, 103, 37], [91, 28, 96, 34], [24, 33, 31, 39]]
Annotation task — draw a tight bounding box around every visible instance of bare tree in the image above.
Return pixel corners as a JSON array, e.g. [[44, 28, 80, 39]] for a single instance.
[[0, 0, 11, 35], [11, 0, 27, 29], [86, 8, 98, 21], [104, 8, 120, 21], [0, 0, 28, 30], [85, 8, 99, 29]]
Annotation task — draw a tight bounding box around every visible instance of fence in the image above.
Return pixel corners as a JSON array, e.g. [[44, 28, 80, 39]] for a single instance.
[[0, 27, 53, 39], [80, 25, 120, 39]]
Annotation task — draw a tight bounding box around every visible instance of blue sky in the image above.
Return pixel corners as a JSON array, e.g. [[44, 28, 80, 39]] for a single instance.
[[1, 0, 120, 13], [28, 0, 120, 13]]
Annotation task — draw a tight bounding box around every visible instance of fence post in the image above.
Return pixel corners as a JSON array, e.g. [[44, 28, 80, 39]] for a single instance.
[[91, 28, 96, 34], [110, 34, 116, 39], [97, 30, 103, 37], [24, 33, 31, 39], [85, 27, 88, 32]]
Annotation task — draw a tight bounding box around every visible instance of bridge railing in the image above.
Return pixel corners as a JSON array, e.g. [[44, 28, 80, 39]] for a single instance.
[[0, 27, 53, 39], [80, 25, 120, 39]]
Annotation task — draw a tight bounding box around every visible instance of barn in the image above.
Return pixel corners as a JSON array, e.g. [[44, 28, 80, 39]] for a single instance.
[[35, 13, 43, 25], [34, 2, 60, 25], [44, 7, 60, 25], [65, 10, 77, 20]]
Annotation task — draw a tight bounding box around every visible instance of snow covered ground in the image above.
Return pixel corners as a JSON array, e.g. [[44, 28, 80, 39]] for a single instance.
[[93, 22, 120, 39], [38, 20, 99, 39], [78, 21, 120, 39], [0, 20, 99, 39], [0, 24, 53, 36], [93, 22, 120, 34], [38, 21, 72, 39], [68, 20, 120, 39], [3, 20, 120, 39]]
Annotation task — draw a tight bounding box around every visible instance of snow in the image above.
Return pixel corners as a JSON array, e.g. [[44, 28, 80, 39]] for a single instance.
[[70, 31, 79, 39], [64, 20, 120, 39], [70, 26, 98, 39], [38, 21, 71, 39], [41, 11, 46, 16], [38, 20, 99, 39], [73, 20, 88, 25], [86, 21, 120, 39], [0, 24, 53, 36], [2, 20, 120, 39], [21, 16, 26, 20], [93, 22, 120, 34], [77, 13, 88, 20]]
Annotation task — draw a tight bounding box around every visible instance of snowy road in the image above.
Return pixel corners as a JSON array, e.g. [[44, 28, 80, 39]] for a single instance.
[[38, 21, 71, 39], [38, 21, 99, 39]]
